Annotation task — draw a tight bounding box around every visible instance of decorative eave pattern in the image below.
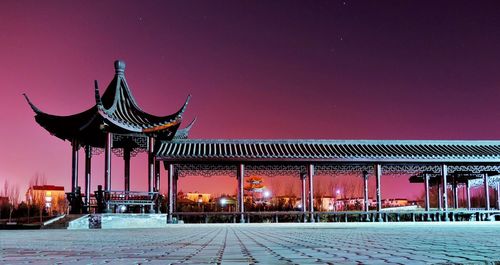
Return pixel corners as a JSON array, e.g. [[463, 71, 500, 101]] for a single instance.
[[156, 139, 500, 163]]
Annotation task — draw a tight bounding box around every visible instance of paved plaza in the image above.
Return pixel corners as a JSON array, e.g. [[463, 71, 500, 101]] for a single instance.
[[1, 222, 499, 264]]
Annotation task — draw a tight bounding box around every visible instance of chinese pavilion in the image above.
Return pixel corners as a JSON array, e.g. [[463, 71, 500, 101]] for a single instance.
[[24, 60, 193, 213], [26, 60, 500, 222]]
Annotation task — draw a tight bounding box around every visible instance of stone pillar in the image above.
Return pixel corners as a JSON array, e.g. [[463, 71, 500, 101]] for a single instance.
[[375, 164, 382, 222], [71, 139, 79, 194], [84, 145, 92, 213], [148, 137, 155, 193], [424, 173, 430, 211], [300, 171, 307, 223], [484, 173, 490, 211], [308, 164, 315, 223], [124, 147, 131, 192], [466, 179, 471, 210], [441, 164, 449, 221], [167, 164, 174, 223], [237, 163, 245, 223]]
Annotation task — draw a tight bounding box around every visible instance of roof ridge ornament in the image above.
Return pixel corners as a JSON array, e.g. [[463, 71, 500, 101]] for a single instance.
[[114, 60, 126, 76], [94, 80, 103, 107]]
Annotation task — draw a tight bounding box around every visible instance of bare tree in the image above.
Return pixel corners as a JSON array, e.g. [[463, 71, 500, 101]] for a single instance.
[[28, 173, 47, 223], [29, 172, 46, 187], [2, 180, 19, 223], [283, 180, 297, 197], [268, 177, 283, 196]]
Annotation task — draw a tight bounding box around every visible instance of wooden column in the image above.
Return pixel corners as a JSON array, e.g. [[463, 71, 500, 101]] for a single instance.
[[84, 145, 92, 212], [363, 171, 369, 212], [484, 173, 490, 210], [173, 171, 178, 212], [71, 139, 79, 194], [453, 176, 459, 209], [104, 132, 112, 192], [424, 173, 430, 211], [154, 160, 160, 192], [308, 164, 315, 223], [375, 164, 383, 222], [124, 147, 131, 192], [148, 137, 155, 193], [438, 182, 443, 210], [104, 132, 112, 212], [300, 171, 307, 222], [441, 164, 449, 221], [466, 179, 471, 210], [167, 164, 174, 223], [237, 163, 245, 223], [496, 182, 500, 210]]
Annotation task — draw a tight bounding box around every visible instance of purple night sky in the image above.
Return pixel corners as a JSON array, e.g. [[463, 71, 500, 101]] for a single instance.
[[1, 1, 500, 200]]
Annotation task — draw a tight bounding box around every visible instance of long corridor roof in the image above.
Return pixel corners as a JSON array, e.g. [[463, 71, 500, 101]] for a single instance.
[[156, 139, 500, 163]]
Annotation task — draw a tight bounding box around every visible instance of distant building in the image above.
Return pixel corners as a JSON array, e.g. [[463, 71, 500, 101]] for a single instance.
[[332, 197, 372, 211], [215, 195, 237, 212], [383, 198, 409, 208], [26, 185, 67, 214], [304, 197, 377, 211], [185, 192, 211, 203], [0, 196, 8, 205], [268, 195, 298, 209]]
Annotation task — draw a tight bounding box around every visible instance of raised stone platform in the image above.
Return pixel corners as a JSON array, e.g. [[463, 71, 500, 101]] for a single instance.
[[68, 214, 168, 229]]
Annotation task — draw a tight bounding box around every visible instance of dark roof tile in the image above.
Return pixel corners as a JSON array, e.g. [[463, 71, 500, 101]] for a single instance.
[[156, 139, 500, 162]]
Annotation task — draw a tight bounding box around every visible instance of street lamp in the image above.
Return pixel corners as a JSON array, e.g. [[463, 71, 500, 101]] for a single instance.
[[335, 189, 341, 211], [119, 205, 127, 213], [45, 192, 52, 214], [220, 198, 227, 212], [197, 198, 203, 211]]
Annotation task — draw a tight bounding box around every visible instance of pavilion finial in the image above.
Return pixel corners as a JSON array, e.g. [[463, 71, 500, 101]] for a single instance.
[[114, 60, 126, 75]]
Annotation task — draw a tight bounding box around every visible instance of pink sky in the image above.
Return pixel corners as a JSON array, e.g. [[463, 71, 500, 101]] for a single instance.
[[1, 1, 500, 200]]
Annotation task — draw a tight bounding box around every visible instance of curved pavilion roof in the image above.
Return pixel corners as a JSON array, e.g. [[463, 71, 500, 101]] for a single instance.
[[24, 60, 191, 148], [156, 139, 500, 163]]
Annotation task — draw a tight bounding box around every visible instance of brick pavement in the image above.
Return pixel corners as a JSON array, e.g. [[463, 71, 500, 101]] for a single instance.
[[1, 222, 499, 264]]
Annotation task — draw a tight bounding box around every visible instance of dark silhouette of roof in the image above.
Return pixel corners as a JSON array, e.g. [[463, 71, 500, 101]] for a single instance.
[[24, 60, 193, 147]]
